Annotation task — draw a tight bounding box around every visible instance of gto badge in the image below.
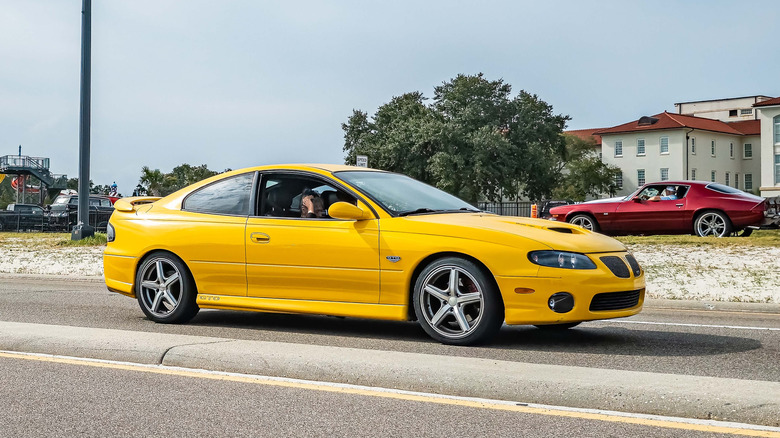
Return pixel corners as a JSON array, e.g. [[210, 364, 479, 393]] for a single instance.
[[386, 256, 401, 263]]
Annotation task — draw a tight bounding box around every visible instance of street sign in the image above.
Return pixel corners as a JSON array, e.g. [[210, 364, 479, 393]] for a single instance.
[[356, 155, 368, 168]]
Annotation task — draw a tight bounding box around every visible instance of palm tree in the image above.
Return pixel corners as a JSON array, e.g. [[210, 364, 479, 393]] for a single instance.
[[139, 166, 165, 197]]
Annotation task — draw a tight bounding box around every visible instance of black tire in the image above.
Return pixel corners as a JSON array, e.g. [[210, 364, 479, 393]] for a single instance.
[[568, 214, 599, 232], [412, 257, 504, 346], [135, 251, 199, 323], [694, 210, 732, 237], [534, 322, 581, 330]]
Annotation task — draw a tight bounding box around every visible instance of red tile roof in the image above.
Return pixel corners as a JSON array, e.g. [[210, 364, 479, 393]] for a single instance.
[[753, 96, 780, 107], [565, 128, 602, 145], [726, 120, 761, 135], [594, 111, 745, 136]]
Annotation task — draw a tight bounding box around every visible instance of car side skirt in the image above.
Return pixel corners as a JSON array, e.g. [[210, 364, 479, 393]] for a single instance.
[[195, 295, 409, 321]]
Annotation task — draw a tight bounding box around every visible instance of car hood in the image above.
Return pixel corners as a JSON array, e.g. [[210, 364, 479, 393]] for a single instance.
[[581, 196, 626, 204], [382, 213, 627, 253]]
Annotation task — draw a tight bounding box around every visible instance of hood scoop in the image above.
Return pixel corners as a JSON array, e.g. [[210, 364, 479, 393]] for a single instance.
[[511, 222, 584, 234]]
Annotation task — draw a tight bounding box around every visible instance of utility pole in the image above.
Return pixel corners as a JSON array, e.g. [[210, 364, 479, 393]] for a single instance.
[[72, 0, 93, 240]]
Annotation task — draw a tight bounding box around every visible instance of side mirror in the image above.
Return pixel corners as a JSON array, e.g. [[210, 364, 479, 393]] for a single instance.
[[328, 201, 371, 221]]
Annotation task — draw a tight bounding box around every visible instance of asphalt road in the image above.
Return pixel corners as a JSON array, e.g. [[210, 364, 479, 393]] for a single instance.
[[0, 277, 778, 382], [0, 353, 754, 438], [1, 276, 779, 433]]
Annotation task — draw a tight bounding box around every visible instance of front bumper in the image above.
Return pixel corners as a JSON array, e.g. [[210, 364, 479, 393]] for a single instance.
[[497, 251, 645, 325]]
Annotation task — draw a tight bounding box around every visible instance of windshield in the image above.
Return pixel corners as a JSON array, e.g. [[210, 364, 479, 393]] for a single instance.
[[335, 171, 479, 216]]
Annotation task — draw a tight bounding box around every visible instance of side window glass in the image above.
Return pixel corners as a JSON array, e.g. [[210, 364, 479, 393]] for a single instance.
[[260, 175, 356, 219], [183, 173, 254, 216], [89, 198, 100, 206]]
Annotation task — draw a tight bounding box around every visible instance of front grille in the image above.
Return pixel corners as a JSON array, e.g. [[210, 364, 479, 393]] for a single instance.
[[624, 254, 642, 277], [600, 256, 630, 278], [590, 289, 643, 311]]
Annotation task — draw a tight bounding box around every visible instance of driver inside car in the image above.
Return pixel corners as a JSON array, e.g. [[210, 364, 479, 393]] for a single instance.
[[649, 186, 678, 201]]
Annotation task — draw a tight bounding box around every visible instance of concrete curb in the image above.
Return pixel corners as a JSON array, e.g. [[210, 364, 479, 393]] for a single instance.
[[0, 273, 104, 283], [1, 321, 777, 427]]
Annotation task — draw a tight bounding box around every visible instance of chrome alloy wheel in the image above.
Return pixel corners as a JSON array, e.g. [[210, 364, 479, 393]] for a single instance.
[[570, 215, 595, 231], [695, 212, 728, 237], [138, 257, 183, 317], [418, 265, 485, 340]]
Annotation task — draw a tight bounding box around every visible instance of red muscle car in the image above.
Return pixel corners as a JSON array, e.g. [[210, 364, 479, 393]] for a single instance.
[[548, 181, 766, 237]]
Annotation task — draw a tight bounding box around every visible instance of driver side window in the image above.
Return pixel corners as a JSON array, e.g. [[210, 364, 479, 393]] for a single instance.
[[259, 174, 356, 219]]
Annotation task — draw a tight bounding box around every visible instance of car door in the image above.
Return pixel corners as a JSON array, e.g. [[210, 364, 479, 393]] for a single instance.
[[614, 185, 688, 233], [245, 172, 380, 303]]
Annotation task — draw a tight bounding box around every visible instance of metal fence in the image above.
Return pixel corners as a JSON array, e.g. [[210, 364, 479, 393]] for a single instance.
[[477, 201, 533, 217]]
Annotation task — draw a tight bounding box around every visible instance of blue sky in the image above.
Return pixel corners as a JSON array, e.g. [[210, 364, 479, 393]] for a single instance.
[[1, 1, 778, 195]]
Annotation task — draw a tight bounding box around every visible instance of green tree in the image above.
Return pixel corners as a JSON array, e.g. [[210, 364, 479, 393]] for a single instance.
[[342, 73, 569, 203], [551, 134, 620, 201], [138, 164, 220, 197]]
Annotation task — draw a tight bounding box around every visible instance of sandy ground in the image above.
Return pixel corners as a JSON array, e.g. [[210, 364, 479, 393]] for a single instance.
[[0, 236, 778, 303]]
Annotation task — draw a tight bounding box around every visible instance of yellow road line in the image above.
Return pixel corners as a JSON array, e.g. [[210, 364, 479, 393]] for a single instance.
[[1, 350, 778, 437]]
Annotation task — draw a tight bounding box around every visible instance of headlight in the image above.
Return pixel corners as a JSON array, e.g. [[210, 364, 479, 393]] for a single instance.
[[528, 250, 596, 270], [107, 223, 115, 242]]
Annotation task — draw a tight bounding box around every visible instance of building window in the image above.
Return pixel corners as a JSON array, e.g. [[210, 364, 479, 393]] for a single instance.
[[711, 170, 716, 182], [741, 108, 753, 116], [711, 140, 716, 156], [725, 172, 730, 186], [691, 168, 696, 180], [661, 168, 669, 181], [614, 141, 623, 157], [744, 143, 752, 159], [776, 154, 780, 184], [614, 171, 623, 189], [637, 169, 645, 186], [637, 139, 645, 156], [775, 116, 780, 144], [660, 137, 669, 154], [730, 142, 734, 158], [735, 173, 739, 189], [745, 173, 753, 190], [691, 137, 696, 154], [729, 109, 738, 117]]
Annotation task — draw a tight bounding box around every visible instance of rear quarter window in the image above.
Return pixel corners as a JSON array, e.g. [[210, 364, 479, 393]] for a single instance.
[[183, 173, 254, 216], [706, 183, 742, 195]]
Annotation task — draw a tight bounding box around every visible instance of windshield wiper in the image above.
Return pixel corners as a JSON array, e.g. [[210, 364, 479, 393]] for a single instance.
[[398, 208, 439, 217], [398, 207, 480, 217]]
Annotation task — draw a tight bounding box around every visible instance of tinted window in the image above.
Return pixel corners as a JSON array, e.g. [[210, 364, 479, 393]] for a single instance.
[[260, 174, 355, 219], [183, 173, 254, 216], [706, 183, 743, 195]]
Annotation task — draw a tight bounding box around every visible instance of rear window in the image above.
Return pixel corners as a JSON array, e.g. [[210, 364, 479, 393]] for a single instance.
[[706, 183, 742, 194]]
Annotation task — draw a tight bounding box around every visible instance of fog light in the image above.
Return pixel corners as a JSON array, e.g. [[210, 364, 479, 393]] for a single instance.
[[548, 292, 574, 313]]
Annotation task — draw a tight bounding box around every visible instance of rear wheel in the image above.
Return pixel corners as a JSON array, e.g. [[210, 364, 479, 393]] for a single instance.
[[694, 211, 732, 237], [413, 257, 503, 346], [136, 252, 199, 323], [569, 214, 599, 232]]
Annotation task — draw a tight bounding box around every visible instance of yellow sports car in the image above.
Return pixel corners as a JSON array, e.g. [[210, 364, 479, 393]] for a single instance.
[[104, 164, 645, 345]]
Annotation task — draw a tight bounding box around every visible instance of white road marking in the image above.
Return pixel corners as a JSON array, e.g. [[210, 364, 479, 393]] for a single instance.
[[595, 320, 780, 331]]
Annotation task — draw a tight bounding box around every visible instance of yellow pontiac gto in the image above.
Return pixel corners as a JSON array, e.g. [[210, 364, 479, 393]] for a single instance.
[[104, 164, 645, 345]]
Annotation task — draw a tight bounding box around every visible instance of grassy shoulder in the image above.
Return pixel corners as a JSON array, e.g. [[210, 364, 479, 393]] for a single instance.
[[0, 232, 107, 248], [615, 229, 780, 247]]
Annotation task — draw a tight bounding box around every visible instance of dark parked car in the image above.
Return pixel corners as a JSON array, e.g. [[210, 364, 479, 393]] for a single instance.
[[0, 204, 46, 231], [538, 200, 574, 219], [47, 193, 114, 232], [549, 181, 766, 237]]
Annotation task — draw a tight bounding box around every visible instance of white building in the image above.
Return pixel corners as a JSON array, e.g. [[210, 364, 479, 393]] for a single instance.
[[576, 96, 780, 198]]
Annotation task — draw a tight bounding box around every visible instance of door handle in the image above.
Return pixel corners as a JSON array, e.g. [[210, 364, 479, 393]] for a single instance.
[[250, 232, 270, 243]]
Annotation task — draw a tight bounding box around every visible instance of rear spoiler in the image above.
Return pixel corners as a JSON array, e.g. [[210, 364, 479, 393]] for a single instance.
[[113, 196, 162, 212]]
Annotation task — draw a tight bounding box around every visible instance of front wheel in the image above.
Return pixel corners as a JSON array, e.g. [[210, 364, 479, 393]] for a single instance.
[[413, 257, 504, 346], [136, 252, 199, 323], [694, 211, 732, 237], [569, 214, 599, 232]]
